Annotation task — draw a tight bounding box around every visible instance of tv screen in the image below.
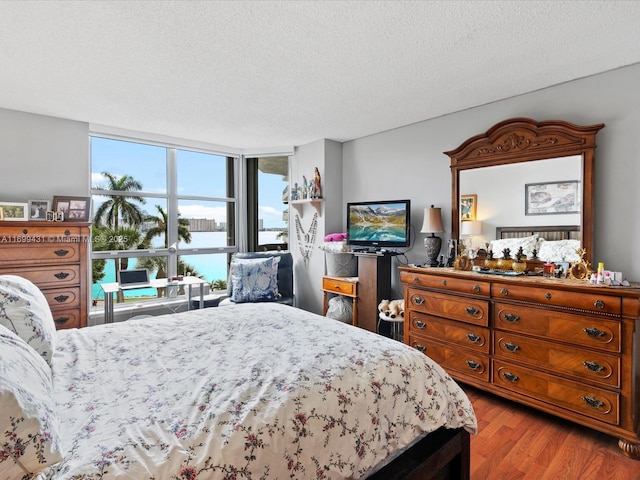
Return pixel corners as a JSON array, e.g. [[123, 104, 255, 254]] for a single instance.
[[347, 199, 411, 250]]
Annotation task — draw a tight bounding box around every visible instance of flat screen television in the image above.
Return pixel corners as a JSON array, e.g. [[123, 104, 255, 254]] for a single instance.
[[347, 199, 411, 250]]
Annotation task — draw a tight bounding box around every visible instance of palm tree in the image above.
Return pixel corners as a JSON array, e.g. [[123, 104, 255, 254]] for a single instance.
[[143, 204, 191, 247], [93, 172, 146, 230]]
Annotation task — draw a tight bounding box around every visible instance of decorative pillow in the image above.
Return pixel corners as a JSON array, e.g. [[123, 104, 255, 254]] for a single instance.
[[0, 325, 64, 475], [537, 239, 581, 262], [489, 235, 539, 259], [230, 256, 280, 303], [0, 275, 56, 366], [227, 252, 294, 299]]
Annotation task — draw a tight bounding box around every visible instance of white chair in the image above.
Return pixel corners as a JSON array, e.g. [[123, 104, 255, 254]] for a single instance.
[[378, 312, 404, 342]]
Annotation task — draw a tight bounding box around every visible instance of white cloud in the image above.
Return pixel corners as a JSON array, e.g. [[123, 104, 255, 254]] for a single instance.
[[179, 204, 227, 222]]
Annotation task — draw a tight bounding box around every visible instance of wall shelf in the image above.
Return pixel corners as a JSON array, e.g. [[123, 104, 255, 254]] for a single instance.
[[290, 198, 323, 218]]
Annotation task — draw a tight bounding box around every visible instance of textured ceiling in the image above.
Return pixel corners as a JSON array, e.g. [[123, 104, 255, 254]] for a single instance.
[[1, 1, 639, 149]]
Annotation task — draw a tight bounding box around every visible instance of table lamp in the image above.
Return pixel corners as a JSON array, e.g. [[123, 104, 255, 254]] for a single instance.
[[460, 220, 482, 254], [420, 205, 444, 267]]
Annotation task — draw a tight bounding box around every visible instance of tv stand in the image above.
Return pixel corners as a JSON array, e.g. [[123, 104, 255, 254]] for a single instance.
[[353, 252, 393, 333]]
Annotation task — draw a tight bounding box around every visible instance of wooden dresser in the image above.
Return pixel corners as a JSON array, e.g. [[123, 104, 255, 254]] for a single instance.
[[400, 266, 640, 458], [0, 221, 90, 329]]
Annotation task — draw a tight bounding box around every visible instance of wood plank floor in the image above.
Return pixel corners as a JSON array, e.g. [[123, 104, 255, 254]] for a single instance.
[[463, 385, 640, 480]]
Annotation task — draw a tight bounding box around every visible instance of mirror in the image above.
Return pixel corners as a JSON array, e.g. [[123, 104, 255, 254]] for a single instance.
[[445, 118, 604, 265]]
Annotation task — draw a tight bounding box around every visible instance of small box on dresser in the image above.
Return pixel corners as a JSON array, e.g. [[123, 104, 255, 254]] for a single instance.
[[0, 221, 90, 329], [400, 265, 640, 459]]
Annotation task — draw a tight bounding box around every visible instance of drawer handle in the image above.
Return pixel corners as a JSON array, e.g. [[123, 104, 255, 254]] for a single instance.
[[414, 344, 426, 352], [583, 327, 607, 339], [545, 292, 552, 300], [465, 306, 480, 316], [500, 288, 509, 296], [415, 320, 426, 329], [442, 280, 447, 287], [54, 249, 70, 257], [412, 276, 419, 283], [504, 313, 520, 323], [54, 295, 69, 303], [473, 284, 480, 293], [504, 342, 520, 352], [54, 272, 70, 280], [502, 372, 519, 383], [594, 299, 605, 309], [583, 361, 605, 373], [466, 360, 481, 371], [22, 228, 28, 234], [333, 285, 341, 290], [64, 229, 71, 236], [466, 333, 480, 343], [581, 396, 604, 409], [413, 297, 425, 305], [54, 317, 70, 325]]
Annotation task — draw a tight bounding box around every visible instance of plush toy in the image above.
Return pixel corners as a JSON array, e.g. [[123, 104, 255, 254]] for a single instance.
[[324, 232, 348, 242], [377, 299, 391, 316], [388, 299, 405, 319]]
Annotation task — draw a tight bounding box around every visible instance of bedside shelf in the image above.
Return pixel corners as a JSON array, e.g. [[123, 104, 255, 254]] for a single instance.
[[290, 198, 323, 217]]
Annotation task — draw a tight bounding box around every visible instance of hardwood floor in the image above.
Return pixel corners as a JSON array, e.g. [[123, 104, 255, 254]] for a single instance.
[[463, 385, 640, 480]]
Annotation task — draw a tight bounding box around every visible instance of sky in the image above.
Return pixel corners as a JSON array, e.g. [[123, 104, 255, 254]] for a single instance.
[[91, 137, 288, 228]]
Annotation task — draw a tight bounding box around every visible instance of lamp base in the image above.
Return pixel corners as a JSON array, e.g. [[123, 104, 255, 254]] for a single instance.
[[424, 235, 442, 267]]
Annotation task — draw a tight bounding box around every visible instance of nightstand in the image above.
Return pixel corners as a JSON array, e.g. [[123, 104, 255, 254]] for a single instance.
[[322, 276, 358, 326]]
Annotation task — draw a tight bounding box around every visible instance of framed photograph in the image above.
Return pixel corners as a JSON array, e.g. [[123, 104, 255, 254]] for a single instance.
[[555, 261, 570, 278], [460, 194, 477, 221], [0, 201, 28, 221], [525, 180, 580, 215], [28, 199, 51, 221], [46, 211, 55, 221], [52, 196, 91, 222]]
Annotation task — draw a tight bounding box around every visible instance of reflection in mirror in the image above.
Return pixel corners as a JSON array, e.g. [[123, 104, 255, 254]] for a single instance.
[[459, 155, 582, 244]]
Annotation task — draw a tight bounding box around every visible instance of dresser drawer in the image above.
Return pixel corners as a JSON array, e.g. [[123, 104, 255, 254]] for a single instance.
[[51, 308, 82, 330], [407, 288, 489, 326], [0, 224, 83, 238], [322, 277, 356, 296], [408, 311, 489, 353], [0, 265, 80, 288], [0, 244, 81, 264], [492, 282, 621, 315], [408, 334, 490, 382], [43, 287, 80, 309], [494, 302, 621, 352], [493, 331, 620, 387], [493, 360, 619, 425], [400, 271, 490, 297]]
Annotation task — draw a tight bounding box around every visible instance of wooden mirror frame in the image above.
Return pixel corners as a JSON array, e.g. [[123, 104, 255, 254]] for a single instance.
[[445, 117, 604, 265]]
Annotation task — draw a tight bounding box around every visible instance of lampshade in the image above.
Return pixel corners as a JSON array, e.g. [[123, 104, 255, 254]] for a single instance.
[[420, 206, 444, 234], [460, 220, 482, 236]]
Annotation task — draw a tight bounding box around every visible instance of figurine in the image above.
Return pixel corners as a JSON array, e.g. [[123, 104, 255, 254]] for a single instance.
[[302, 176, 309, 199], [312, 167, 322, 198]]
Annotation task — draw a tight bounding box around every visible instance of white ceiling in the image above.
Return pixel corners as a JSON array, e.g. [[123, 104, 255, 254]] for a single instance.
[[1, 1, 639, 150]]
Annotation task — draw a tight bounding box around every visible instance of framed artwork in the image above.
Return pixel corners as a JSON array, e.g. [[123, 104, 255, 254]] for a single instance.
[[460, 194, 477, 221], [53, 196, 91, 222], [525, 180, 580, 215], [28, 199, 51, 221], [555, 261, 570, 279], [0, 201, 28, 221]]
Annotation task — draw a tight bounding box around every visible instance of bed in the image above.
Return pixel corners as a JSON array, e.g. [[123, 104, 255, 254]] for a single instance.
[[0, 275, 477, 480]]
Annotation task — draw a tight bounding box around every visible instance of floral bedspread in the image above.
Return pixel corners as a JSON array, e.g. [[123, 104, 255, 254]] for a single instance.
[[41, 303, 476, 479]]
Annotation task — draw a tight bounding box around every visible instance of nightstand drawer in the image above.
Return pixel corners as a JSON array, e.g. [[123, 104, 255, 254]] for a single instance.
[[407, 288, 489, 326], [408, 311, 489, 353], [322, 277, 357, 296]]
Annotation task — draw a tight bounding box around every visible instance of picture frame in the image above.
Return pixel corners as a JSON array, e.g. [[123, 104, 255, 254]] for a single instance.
[[525, 180, 580, 216], [0, 201, 29, 221], [28, 199, 51, 221], [555, 261, 570, 279], [52, 195, 91, 222], [46, 211, 55, 222], [460, 194, 477, 221]]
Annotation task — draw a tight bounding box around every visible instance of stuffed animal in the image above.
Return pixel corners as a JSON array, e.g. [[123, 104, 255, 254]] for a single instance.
[[388, 299, 405, 319], [378, 299, 391, 316], [324, 232, 348, 242]]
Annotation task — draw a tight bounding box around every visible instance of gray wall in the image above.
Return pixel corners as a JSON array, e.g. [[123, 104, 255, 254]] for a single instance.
[[343, 63, 640, 285], [0, 108, 89, 200]]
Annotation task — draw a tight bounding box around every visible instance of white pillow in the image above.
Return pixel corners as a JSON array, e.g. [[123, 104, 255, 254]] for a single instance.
[[0, 325, 64, 475], [489, 235, 539, 259], [537, 239, 581, 262], [0, 275, 56, 366]]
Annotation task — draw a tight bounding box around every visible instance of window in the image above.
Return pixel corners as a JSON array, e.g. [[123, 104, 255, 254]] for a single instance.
[[90, 136, 238, 311]]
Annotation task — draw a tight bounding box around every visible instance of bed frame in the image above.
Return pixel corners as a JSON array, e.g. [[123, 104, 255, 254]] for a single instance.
[[369, 427, 470, 480], [495, 224, 580, 242]]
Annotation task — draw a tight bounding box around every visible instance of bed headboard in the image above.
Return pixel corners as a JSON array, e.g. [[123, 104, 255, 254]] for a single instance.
[[496, 225, 580, 242]]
